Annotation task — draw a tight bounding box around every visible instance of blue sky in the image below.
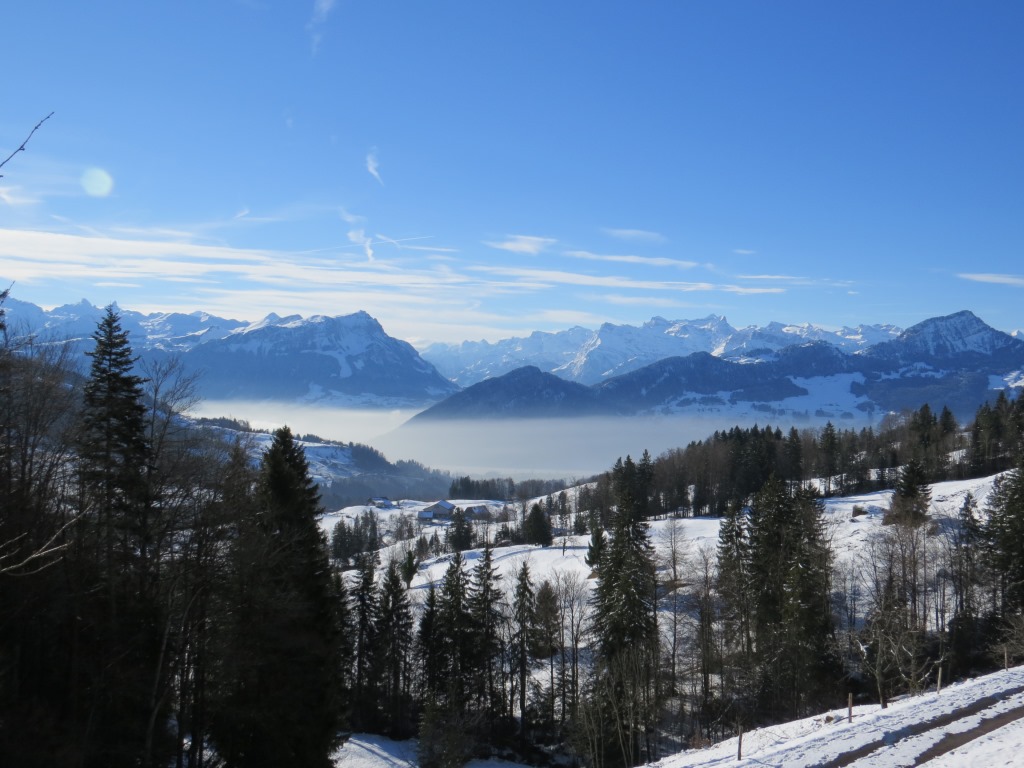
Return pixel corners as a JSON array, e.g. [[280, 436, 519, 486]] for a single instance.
[[1, 1, 1022, 345]]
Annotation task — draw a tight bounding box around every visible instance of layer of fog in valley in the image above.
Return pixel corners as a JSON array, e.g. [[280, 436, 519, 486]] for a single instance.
[[378, 416, 761, 479], [188, 401, 421, 447], [190, 401, 876, 480]]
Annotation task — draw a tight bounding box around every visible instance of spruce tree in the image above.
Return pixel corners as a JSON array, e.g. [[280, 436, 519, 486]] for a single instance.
[[447, 507, 473, 552], [436, 551, 473, 708], [74, 305, 170, 766], [986, 461, 1024, 615], [209, 426, 346, 768], [949, 492, 983, 675], [589, 455, 659, 767], [374, 561, 414, 737], [889, 458, 931, 524], [524, 503, 553, 546], [716, 502, 753, 659], [534, 580, 560, 731], [584, 524, 605, 571], [468, 543, 503, 719], [78, 305, 151, 597], [352, 551, 380, 730], [417, 584, 443, 697], [511, 560, 537, 730], [747, 478, 836, 720]]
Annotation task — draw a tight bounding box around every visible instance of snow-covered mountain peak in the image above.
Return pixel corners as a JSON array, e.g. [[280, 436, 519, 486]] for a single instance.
[[865, 310, 1022, 363], [904, 310, 1013, 356], [235, 312, 297, 334]]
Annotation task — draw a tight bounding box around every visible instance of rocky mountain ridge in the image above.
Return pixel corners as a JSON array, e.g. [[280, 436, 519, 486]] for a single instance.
[[422, 313, 904, 386], [4, 298, 1021, 419], [414, 311, 1024, 423]]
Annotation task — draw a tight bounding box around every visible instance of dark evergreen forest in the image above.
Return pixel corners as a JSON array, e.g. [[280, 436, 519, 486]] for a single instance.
[[3, 296, 1024, 768]]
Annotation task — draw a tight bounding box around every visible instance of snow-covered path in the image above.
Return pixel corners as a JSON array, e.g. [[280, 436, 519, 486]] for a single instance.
[[654, 667, 1024, 768]]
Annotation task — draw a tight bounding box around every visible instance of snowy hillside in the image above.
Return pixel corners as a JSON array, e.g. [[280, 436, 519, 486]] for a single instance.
[[325, 473, 1020, 768], [651, 665, 1024, 767], [321, 474, 999, 594], [332, 664, 1024, 768]]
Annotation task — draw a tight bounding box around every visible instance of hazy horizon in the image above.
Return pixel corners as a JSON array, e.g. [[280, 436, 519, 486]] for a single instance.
[[188, 401, 874, 481]]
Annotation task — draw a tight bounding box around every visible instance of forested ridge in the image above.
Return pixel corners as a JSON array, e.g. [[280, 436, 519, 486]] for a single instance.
[[3, 297, 1024, 768]]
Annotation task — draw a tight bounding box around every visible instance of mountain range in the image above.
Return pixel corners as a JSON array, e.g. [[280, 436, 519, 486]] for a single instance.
[[421, 315, 903, 386], [2, 297, 457, 406], [4, 297, 1022, 422], [414, 311, 1024, 423]]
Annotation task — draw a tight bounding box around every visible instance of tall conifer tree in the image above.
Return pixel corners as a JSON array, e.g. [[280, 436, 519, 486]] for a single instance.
[[209, 426, 346, 768], [74, 305, 171, 766]]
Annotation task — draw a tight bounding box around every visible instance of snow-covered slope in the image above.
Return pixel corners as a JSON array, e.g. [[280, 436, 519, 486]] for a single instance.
[[653, 666, 1024, 767], [327, 472, 1018, 768], [332, 666, 1024, 768], [324, 474, 998, 591]]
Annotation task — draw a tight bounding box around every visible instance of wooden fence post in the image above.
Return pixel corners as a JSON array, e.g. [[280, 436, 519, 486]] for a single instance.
[[848, 692, 853, 722], [936, 667, 942, 694], [737, 723, 743, 761]]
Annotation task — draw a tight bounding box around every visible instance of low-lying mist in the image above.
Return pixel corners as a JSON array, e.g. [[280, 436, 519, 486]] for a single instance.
[[190, 401, 870, 480], [376, 416, 757, 480], [189, 401, 420, 446]]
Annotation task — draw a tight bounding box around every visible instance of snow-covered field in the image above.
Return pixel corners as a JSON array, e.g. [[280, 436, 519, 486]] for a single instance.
[[333, 665, 1024, 768], [324, 472, 1018, 767], [320, 474, 1002, 596]]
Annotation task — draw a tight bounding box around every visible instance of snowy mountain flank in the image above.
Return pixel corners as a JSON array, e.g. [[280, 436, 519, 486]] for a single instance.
[[5, 298, 1022, 420], [3, 298, 458, 407]]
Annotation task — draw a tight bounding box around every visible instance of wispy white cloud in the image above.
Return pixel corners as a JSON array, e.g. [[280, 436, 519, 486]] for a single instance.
[[564, 249, 697, 269], [339, 206, 363, 224], [602, 228, 666, 244], [958, 272, 1024, 288], [0, 227, 487, 301], [366, 149, 383, 186], [109, 225, 201, 240], [721, 285, 785, 295], [531, 308, 608, 326], [737, 274, 853, 289], [374, 233, 400, 249], [402, 244, 460, 254], [311, 0, 335, 24], [733, 248, 757, 255], [307, 0, 336, 53], [483, 235, 556, 255], [0, 225, 790, 345], [0, 185, 38, 206], [346, 229, 375, 261], [596, 294, 693, 308], [473, 266, 709, 292]]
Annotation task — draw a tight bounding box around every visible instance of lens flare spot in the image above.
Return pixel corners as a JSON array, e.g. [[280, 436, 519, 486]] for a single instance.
[[81, 167, 114, 197]]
